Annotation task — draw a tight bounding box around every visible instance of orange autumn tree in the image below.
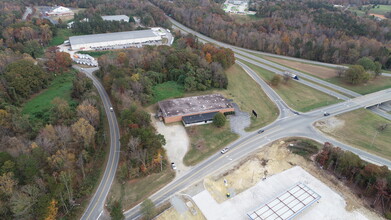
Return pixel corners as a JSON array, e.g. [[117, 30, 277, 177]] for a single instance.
[[45, 199, 58, 220]]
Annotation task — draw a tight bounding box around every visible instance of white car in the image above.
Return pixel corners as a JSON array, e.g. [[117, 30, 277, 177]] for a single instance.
[[221, 147, 229, 154], [171, 162, 177, 170], [109, 107, 113, 112]]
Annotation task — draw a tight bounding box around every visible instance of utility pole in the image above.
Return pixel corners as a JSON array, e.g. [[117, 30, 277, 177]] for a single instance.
[[370, 130, 379, 148], [160, 155, 163, 172]]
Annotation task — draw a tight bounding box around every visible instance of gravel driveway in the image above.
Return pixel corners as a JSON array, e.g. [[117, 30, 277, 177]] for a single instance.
[[151, 115, 191, 177]]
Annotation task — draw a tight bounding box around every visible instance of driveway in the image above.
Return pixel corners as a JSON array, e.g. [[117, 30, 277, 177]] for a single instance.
[[151, 115, 191, 177]]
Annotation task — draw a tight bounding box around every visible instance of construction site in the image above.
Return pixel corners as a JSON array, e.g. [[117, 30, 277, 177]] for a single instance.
[[156, 139, 383, 220]]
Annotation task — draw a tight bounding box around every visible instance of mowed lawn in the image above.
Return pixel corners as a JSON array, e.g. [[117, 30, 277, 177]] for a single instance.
[[22, 73, 75, 121], [246, 52, 391, 95], [109, 168, 175, 210], [184, 123, 239, 166], [317, 109, 391, 160], [152, 81, 184, 103], [182, 64, 278, 165], [326, 76, 391, 95], [242, 60, 340, 112], [49, 28, 74, 46]]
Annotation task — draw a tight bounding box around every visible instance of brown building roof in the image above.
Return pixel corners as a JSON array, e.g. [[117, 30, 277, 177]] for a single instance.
[[158, 94, 233, 118]]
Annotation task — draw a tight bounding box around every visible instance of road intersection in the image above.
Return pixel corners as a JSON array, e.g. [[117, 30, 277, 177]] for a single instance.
[[79, 19, 391, 220]]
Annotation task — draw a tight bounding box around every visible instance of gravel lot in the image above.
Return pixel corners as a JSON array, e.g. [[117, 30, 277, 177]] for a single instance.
[[152, 116, 191, 177]]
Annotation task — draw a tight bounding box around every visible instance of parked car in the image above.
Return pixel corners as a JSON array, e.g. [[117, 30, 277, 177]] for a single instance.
[[257, 129, 265, 134], [221, 147, 229, 154], [171, 162, 177, 170], [323, 112, 330, 116]]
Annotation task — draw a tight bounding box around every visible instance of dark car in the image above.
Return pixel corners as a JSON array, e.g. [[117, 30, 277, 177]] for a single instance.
[[258, 129, 264, 134], [323, 112, 330, 116]]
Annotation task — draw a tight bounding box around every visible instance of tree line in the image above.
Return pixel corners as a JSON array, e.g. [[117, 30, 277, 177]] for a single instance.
[[316, 142, 391, 218], [96, 33, 234, 105], [151, 0, 391, 68]]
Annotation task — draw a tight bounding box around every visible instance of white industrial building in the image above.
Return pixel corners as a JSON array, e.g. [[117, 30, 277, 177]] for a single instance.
[[69, 29, 162, 51], [101, 15, 130, 22], [46, 6, 74, 16]]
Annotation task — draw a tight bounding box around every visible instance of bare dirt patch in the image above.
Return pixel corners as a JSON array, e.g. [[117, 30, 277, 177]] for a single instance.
[[203, 140, 382, 219], [314, 116, 345, 133], [370, 13, 387, 19], [156, 196, 206, 220], [265, 56, 338, 79]]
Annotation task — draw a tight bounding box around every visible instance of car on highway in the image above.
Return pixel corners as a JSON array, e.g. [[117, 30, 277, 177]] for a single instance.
[[110, 107, 113, 112], [257, 129, 265, 134], [323, 112, 330, 116], [221, 147, 229, 154], [171, 162, 177, 170]]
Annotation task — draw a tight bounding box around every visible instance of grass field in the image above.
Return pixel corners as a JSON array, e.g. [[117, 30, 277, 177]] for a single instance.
[[152, 81, 184, 103], [216, 64, 278, 131], [183, 123, 239, 166], [365, 4, 391, 15], [316, 109, 391, 160], [350, 5, 391, 17], [22, 72, 76, 122], [49, 28, 74, 47], [249, 54, 391, 95], [109, 168, 175, 210], [241, 60, 340, 112], [326, 76, 391, 95]]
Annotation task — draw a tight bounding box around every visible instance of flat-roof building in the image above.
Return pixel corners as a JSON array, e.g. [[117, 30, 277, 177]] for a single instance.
[[69, 29, 162, 50], [101, 15, 130, 22], [157, 94, 234, 126]]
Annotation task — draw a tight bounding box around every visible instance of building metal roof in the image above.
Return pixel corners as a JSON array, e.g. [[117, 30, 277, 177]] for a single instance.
[[182, 112, 218, 124], [158, 94, 233, 118], [247, 183, 321, 220], [69, 29, 159, 46], [101, 15, 130, 22]]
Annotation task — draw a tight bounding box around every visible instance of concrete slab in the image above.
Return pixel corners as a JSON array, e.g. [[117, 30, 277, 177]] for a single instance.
[[192, 166, 369, 220]]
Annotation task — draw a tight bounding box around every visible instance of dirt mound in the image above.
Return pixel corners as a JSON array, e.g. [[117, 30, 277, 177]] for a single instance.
[[314, 116, 345, 133]]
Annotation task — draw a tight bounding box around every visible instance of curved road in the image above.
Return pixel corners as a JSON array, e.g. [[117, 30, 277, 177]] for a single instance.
[[74, 66, 121, 220], [77, 17, 391, 219], [169, 17, 391, 120]]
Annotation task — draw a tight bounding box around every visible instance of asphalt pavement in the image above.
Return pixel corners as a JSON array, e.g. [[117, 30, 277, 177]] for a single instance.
[[78, 18, 391, 219], [74, 66, 121, 220]]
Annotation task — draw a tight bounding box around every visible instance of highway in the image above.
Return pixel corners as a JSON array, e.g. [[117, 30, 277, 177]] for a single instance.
[[77, 17, 391, 219], [124, 84, 391, 219], [168, 17, 391, 120], [121, 18, 391, 219], [74, 66, 121, 220]]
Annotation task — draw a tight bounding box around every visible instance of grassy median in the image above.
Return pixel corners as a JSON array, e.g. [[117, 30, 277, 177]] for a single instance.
[[241, 60, 340, 112]]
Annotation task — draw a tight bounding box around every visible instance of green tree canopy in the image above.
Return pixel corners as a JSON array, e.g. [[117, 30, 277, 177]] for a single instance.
[[344, 65, 370, 85], [213, 112, 226, 128], [140, 199, 156, 220]]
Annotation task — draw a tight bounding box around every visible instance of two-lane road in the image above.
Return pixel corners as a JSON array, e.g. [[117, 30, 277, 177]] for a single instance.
[[74, 66, 121, 220]]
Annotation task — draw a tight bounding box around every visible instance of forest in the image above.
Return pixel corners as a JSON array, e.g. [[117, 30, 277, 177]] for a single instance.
[[0, 1, 109, 219], [152, 0, 391, 68], [316, 142, 391, 217], [70, 0, 171, 35]]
